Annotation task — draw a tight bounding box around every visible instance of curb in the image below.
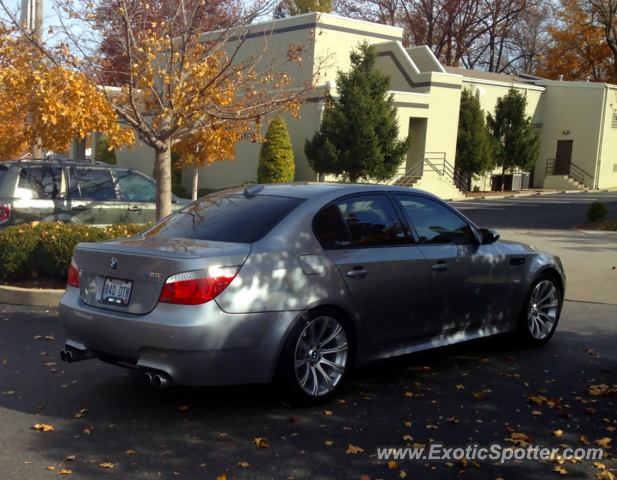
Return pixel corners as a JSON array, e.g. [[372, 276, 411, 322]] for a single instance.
[[0, 285, 65, 306], [571, 229, 617, 236], [456, 187, 617, 202]]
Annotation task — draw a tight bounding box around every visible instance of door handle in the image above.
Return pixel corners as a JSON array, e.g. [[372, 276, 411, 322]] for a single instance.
[[128, 206, 142, 212], [71, 205, 87, 211], [431, 261, 448, 272], [346, 266, 368, 278]]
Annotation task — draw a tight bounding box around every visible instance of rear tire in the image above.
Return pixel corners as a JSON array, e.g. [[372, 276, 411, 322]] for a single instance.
[[274, 308, 351, 406], [518, 273, 562, 346]]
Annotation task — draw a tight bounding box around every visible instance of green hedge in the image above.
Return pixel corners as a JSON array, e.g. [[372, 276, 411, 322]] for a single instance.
[[0, 222, 151, 284]]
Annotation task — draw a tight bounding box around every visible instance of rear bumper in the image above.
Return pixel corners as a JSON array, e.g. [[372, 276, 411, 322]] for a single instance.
[[59, 287, 302, 386]]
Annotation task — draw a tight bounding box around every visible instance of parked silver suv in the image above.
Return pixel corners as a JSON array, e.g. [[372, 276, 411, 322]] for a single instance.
[[0, 159, 188, 229]]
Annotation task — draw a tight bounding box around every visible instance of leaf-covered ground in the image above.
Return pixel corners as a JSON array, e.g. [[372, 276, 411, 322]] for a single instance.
[[0, 302, 615, 480]]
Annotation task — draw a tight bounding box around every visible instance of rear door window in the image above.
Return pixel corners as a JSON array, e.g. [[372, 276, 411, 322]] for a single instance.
[[16, 166, 63, 199], [146, 195, 305, 243], [116, 170, 157, 201], [334, 194, 409, 247], [68, 167, 117, 200]]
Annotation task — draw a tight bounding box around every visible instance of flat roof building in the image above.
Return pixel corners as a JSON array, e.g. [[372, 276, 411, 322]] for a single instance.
[[113, 13, 617, 197]]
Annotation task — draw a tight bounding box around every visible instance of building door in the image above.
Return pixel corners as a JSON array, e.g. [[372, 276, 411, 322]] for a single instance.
[[554, 140, 573, 175]]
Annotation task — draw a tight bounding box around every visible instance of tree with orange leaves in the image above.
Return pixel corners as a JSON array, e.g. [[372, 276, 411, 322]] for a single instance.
[[0, 0, 328, 220], [0, 22, 132, 159], [534, 0, 613, 82]]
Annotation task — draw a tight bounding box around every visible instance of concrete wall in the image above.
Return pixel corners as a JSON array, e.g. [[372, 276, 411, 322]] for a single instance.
[[597, 87, 617, 189], [532, 83, 605, 188]]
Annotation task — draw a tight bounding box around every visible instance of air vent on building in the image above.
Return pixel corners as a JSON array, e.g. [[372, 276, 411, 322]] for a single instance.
[[612, 113, 617, 128], [613, 163, 617, 172], [532, 123, 543, 129]]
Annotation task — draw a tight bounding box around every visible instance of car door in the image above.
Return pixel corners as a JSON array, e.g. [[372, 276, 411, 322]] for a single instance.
[[67, 166, 129, 225], [11, 165, 66, 225], [315, 193, 432, 344], [394, 194, 510, 335], [114, 169, 157, 224]]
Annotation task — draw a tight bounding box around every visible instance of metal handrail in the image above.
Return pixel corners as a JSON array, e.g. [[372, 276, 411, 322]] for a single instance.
[[388, 152, 466, 192], [545, 158, 593, 186]]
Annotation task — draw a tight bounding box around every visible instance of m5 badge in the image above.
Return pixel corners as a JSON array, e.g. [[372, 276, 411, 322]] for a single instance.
[[145, 272, 161, 279]]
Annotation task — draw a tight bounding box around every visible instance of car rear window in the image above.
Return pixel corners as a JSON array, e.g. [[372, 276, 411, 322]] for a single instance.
[[145, 195, 305, 243]]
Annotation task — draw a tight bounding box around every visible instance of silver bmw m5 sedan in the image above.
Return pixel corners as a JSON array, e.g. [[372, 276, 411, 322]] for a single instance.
[[59, 183, 566, 405]]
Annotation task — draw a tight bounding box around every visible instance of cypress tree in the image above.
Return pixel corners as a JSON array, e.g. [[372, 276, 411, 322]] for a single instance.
[[257, 115, 295, 183], [304, 42, 411, 182], [455, 87, 494, 191], [94, 137, 117, 165], [487, 88, 540, 190]]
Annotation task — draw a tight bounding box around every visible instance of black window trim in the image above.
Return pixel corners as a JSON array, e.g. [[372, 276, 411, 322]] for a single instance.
[[312, 192, 415, 250], [392, 192, 481, 246]]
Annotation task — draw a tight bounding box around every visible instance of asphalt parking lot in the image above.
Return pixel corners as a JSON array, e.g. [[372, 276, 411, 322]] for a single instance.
[[1, 302, 616, 480], [450, 190, 617, 229]]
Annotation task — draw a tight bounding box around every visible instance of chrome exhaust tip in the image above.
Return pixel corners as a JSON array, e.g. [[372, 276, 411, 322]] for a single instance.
[[153, 373, 172, 389], [62, 346, 94, 363], [143, 372, 153, 387]]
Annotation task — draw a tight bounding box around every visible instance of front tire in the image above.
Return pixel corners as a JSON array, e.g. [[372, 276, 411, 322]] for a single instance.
[[518, 273, 562, 346], [274, 308, 351, 406]]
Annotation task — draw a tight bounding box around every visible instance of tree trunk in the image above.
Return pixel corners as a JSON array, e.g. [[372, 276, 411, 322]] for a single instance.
[[501, 165, 506, 192], [192, 162, 199, 201], [349, 172, 357, 183], [154, 142, 172, 221], [466, 172, 472, 192]]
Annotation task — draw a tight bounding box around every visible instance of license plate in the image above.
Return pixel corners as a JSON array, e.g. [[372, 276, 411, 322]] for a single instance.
[[102, 278, 133, 305]]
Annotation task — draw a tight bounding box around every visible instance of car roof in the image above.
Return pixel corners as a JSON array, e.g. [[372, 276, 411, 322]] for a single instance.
[[0, 159, 131, 168], [212, 182, 441, 200]]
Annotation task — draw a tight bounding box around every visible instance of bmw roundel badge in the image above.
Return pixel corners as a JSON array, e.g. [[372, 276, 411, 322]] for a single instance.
[[110, 257, 118, 270]]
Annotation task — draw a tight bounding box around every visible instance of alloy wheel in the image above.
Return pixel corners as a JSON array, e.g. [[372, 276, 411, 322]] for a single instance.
[[527, 280, 559, 340], [294, 316, 348, 397]]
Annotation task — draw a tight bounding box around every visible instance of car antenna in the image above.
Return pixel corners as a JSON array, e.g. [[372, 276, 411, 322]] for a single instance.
[[243, 184, 264, 196]]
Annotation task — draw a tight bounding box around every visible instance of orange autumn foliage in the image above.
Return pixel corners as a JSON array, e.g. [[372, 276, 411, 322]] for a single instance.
[[535, 0, 613, 82], [0, 22, 133, 159]]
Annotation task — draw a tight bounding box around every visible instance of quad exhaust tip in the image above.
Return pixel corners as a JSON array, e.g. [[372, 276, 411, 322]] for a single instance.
[[142, 371, 172, 388], [60, 347, 94, 363], [153, 373, 171, 389]]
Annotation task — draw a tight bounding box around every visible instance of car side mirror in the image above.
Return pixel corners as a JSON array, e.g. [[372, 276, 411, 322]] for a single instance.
[[479, 228, 500, 245]]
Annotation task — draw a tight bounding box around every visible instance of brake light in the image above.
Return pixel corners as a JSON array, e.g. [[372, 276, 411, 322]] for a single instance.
[[159, 266, 239, 305], [0, 203, 9, 221], [67, 260, 80, 288]]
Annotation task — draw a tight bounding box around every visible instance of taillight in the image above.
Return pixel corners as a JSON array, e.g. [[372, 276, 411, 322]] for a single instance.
[[0, 203, 9, 221], [159, 266, 239, 305], [67, 260, 80, 288]]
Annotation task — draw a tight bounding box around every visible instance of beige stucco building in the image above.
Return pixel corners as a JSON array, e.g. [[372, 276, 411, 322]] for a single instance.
[[112, 13, 617, 198]]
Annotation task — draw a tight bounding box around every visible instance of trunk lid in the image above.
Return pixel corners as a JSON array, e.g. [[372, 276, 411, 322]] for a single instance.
[[73, 235, 251, 315]]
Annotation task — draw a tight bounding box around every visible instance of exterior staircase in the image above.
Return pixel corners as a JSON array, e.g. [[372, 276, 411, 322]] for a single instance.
[[389, 153, 466, 200], [542, 175, 587, 191], [544, 159, 592, 190]]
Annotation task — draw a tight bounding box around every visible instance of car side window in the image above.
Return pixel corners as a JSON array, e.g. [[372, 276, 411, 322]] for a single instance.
[[16, 166, 63, 200], [68, 167, 117, 200], [335, 194, 409, 247], [115, 170, 156, 202], [395, 194, 477, 245], [313, 203, 351, 249]]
